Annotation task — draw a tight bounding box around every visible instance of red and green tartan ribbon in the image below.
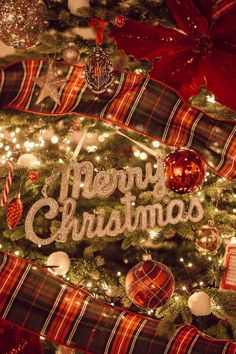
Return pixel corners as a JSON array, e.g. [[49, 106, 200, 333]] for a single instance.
[[0, 59, 236, 180], [0, 250, 236, 354]]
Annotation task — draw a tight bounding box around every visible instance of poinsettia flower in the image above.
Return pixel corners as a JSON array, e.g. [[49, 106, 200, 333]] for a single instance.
[[111, 0, 236, 111]]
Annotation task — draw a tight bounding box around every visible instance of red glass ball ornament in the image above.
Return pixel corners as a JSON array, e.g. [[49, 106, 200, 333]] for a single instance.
[[164, 149, 205, 194], [125, 259, 175, 310], [115, 16, 126, 28], [28, 171, 39, 182]]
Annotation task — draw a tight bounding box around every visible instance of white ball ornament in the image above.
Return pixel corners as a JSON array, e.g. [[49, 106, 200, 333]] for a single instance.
[[47, 251, 71, 276], [188, 291, 211, 316], [17, 154, 40, 168]]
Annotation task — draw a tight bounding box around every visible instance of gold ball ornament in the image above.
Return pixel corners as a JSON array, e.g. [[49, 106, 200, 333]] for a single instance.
[[194, 223, 222, 255], [63, 45, 80, 64], [0, 0, 48, 49]]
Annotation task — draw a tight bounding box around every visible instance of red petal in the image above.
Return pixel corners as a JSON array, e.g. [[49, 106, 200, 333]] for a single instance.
[[193, 0, 213, 23], [150, 50, 205, 100], [211, 8, 236, 54], [167, 0, 209, 35], [204, 49, 236, 111], [111, 19, 192, 62]]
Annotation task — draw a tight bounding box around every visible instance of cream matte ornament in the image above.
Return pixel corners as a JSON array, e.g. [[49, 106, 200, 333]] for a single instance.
[[25, 158, 204, 246], [68, 0, 89, 15], [188, 292, 211, 316], [47, 251, 71, 276], [17, 154, 40, 168], [32, 61, 68, 104], [0, 0, 48, 49]]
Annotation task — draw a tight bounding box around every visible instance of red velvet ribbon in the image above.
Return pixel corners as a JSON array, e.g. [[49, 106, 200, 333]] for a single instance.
[[90, 18, 105, 45]]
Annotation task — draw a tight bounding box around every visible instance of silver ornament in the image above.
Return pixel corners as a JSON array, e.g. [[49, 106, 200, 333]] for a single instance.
[[0, 0, 48, 49], [63, 45, 80, 63]]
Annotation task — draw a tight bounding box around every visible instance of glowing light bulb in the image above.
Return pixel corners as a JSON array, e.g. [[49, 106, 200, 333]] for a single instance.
[[51, 135, 59, 144]]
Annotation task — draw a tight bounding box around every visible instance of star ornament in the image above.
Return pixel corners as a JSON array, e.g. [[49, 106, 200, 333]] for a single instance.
[[33, 62, 68, 104]]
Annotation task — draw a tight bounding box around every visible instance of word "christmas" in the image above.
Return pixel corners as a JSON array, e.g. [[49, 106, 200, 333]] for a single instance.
[[25, 159, 204, 245]]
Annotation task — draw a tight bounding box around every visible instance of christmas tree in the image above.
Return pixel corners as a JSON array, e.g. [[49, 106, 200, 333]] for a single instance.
[[0, 1, 236, 353]]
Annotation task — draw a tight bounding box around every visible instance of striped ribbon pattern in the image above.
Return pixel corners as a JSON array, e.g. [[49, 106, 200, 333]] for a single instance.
[[0, 59, 236, 180], [0, 251, 236, 354], [0, 160, 14, 207]]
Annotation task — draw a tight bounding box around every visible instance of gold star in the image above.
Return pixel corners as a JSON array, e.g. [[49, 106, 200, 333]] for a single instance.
[[32, 61, 68, 104]]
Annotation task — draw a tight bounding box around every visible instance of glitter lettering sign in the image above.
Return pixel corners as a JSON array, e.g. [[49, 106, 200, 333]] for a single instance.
[[25, 158, 204, 245]]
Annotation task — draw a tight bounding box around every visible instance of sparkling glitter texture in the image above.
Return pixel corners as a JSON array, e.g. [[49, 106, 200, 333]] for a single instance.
[[0, 0, 48, 49]]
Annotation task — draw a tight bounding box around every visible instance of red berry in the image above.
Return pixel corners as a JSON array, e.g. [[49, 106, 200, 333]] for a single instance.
[[115, 16, 126, 28]]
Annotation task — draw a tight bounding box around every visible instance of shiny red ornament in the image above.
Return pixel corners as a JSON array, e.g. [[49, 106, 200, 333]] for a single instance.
[[112, 0, 236, 111], [125, 258, 175, 310], [28, 171, 39, 182], [6, 195, 23, 229], [164, 149, 205, 194], [115, 16, 126, 28]]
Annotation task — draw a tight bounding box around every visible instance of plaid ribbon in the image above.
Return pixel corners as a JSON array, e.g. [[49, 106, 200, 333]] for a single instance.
[[0, 250, 236, 354], [0, 59, 236, 180]]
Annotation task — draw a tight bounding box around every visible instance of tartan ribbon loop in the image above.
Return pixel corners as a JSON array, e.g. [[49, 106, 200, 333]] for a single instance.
[[0, 250, 236, 353], [0, 59, 236, 180]]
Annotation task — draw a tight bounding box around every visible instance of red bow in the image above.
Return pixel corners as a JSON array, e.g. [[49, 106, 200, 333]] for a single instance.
[[112, 0, 236, 111]]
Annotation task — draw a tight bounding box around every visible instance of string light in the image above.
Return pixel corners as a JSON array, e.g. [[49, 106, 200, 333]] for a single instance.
[[152, 141, 160, 148], [206, 94, 215, 103], [140, 152, 148, 160], [51, 135, 59, 144]]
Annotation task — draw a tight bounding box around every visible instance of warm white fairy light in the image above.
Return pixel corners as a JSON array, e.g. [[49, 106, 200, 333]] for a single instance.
[[134, 150, 140, 157], [188, 262, 193, 268], [140, 152, 148, 160], [149, 230, 159, 239], [175, 296, 179, 301], [117, 271, 121, 276], [15, 251, 19, 256], [96, 155, 100, 161], [87, 282, 92, 288], [199, 281, 204, 286], [51, 135, 59, 144], [98, 135, 105, 142], [152, 141, 160, 148], [180, 258, 184, 262], [207, 94, 215, 103], [0, 244, 2, 249], [182, 286, 187, 291], [208, 256, 212, 261]]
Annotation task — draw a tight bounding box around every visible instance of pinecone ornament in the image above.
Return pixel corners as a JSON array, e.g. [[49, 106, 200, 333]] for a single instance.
[[6, 195, 23, 229]]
